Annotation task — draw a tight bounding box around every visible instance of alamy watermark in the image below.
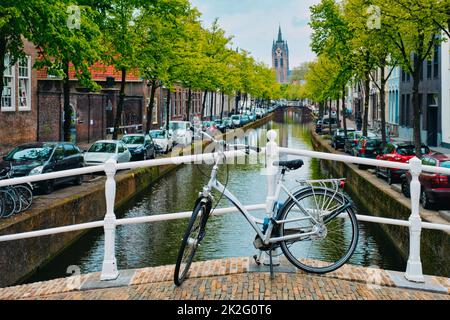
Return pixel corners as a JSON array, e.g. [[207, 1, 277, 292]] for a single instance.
[[65, 265, 82, 290], [367, 5, 381, 30], [67, 5, 81, 30]]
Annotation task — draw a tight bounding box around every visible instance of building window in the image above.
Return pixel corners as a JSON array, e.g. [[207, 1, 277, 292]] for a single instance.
[[427, 59, 432, 79], [433, 45, 439, 79], [152, 98, 158, 124], [405, 94, 410, 127], [18, 56, 31, 111], [1, 54, 15, 111], [274, 59, 278, 68], [401, 70, 405, 82], [280, 58, 283, 67]]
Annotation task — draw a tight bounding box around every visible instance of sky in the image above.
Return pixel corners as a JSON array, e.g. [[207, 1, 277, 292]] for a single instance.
[[190, 0, 320, 69]]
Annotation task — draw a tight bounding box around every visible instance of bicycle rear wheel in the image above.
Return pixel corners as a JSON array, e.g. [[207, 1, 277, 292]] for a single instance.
[[0, 190, 17, 219], [14, 185, 33, 212], [278, 188, 359, 274], [174, 199, 211, 286]]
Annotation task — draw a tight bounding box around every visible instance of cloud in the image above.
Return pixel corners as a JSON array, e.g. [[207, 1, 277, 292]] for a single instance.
[[190, 0, 320, 68]]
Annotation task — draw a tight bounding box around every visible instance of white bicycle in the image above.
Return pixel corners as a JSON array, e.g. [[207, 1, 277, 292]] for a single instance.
[[174, 132, 359, 286]]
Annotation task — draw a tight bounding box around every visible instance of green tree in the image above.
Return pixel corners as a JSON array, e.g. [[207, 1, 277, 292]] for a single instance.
[[103, 0, 141, 140], [374, 0, 446, 156]]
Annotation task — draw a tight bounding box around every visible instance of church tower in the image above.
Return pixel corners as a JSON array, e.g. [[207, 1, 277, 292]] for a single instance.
[[272, 26, 290, 84]]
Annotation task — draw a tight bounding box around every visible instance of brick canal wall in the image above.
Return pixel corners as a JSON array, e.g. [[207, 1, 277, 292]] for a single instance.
[[310, 129, 450, 277], [0, 113, 275, 288]]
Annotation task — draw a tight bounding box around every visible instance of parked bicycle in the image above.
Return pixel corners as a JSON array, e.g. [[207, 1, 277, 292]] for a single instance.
[[174, 132, 359, 286], [0, 165, 33, 218]]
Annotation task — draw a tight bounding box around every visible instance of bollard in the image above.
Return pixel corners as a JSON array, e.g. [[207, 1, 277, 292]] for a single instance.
[[101, 159, 120, 281], [405, 157, 425, 283], [262, 130, 281, 266]]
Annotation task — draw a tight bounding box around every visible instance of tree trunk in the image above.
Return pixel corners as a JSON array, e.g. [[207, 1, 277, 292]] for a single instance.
[[186, 88, 192, 122], [220, 91, 225, 119], [235, 91, 240, 114], [209, 91, 214, 120], [146, 81, 157, 133], [342, 86, 347, 138], [201, 89, 208, 121], [113, 67, 127, 140], [165, 89, 171, 131], [336, 97, 341, 129], [363, 73, 370, 137], [328, 99, 332, 133], [380, 68, 387, 145], [63, 60, 72, 142]]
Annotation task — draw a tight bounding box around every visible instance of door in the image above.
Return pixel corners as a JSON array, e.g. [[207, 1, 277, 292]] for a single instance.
[[427, 107, 438, 147], [52, 145, 69, 183]]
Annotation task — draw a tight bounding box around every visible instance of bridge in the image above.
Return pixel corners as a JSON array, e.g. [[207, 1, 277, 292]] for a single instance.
[[0, 257, 448, 300], [0, 130, 449, 300]]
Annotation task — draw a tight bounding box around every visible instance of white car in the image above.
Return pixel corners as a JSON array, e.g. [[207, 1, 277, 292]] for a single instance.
[[168, 121, 194, 146], [150, 130, 173, 154], [84, 140, 131, 166]]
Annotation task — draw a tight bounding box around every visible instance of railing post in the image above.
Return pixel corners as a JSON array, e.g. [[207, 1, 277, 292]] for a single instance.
[[405, 157, 425, 283], [101, 159, 119, 281], [262, 129, 280, 266]]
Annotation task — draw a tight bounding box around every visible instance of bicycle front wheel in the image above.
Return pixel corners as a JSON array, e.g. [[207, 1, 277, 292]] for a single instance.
[[279, 188, 359, 274], [0, 190, 17, 219], [174, 199, 211, 286]]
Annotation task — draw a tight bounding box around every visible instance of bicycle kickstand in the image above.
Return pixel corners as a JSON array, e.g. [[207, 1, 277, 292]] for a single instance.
[[269, 248, 275, 280]]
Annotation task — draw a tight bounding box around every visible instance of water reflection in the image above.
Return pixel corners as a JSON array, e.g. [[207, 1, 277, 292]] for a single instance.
[[25, 110, 405, 284]]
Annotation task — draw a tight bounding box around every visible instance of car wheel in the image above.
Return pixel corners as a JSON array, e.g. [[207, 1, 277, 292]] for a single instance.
[[421, 190, 432, 210], [42, 180, 54, 195], [74, 175, 83, 186], [401, 180, 410, 198]]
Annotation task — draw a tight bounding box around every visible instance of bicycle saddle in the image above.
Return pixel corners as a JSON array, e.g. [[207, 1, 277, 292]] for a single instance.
[[273, 159, 304, 170]]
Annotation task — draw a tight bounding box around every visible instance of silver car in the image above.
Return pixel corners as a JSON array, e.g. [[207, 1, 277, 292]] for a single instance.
[[84, 140, 131, 166]]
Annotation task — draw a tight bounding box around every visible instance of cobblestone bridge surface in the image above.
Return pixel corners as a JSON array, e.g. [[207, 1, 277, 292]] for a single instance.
[[0, 258, 448, 300]]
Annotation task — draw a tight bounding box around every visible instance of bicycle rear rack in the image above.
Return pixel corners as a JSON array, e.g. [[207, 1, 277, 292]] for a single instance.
[[293, 179, 347, 221]]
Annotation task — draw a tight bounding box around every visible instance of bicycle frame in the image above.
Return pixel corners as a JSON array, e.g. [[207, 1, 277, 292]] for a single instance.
[[203, 153, 323, 246]]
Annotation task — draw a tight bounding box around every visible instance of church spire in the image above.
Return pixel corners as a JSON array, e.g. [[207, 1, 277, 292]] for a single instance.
[[278, 25, 283, 42]]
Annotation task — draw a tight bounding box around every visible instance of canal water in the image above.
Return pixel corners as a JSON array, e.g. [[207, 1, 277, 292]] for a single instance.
[[26, 110, 405, 284]]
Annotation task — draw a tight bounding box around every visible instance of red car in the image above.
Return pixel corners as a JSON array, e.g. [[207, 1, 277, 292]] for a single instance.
[[376, 142, 431, 185], [401, 153, 450, 209]]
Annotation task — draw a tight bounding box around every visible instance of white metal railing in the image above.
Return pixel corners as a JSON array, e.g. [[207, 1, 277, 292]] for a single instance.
[[0, 130, 449, 284]]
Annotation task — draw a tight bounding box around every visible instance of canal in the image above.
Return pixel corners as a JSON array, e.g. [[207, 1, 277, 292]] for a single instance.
[[26, 110, 405, 284]]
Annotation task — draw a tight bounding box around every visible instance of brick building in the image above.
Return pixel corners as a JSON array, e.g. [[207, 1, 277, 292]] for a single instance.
[[1, 41, 236, 154], [0, 40, 39, 154]]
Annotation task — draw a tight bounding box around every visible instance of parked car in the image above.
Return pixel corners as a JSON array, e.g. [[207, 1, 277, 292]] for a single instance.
[[315, 120, 323, 133], [376, 142, 431, 185], [401, 153, 450, 209], [331, 128, 356, 150], [248, 112, 256, 122], [202, 121, 217, 133], [230, 115, 242, 128], [343, 131, 364, 154], [169, 121, 194, 146], [217, 117, 233, 133], [150, 130, 173, 154], [122, 134, 156, 160], [240, 115, 251, 126], [0, 142, 84, 194], [315, 117, 338, 133], [354, 136, 383, 169], [84, 140, 131, 166]]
